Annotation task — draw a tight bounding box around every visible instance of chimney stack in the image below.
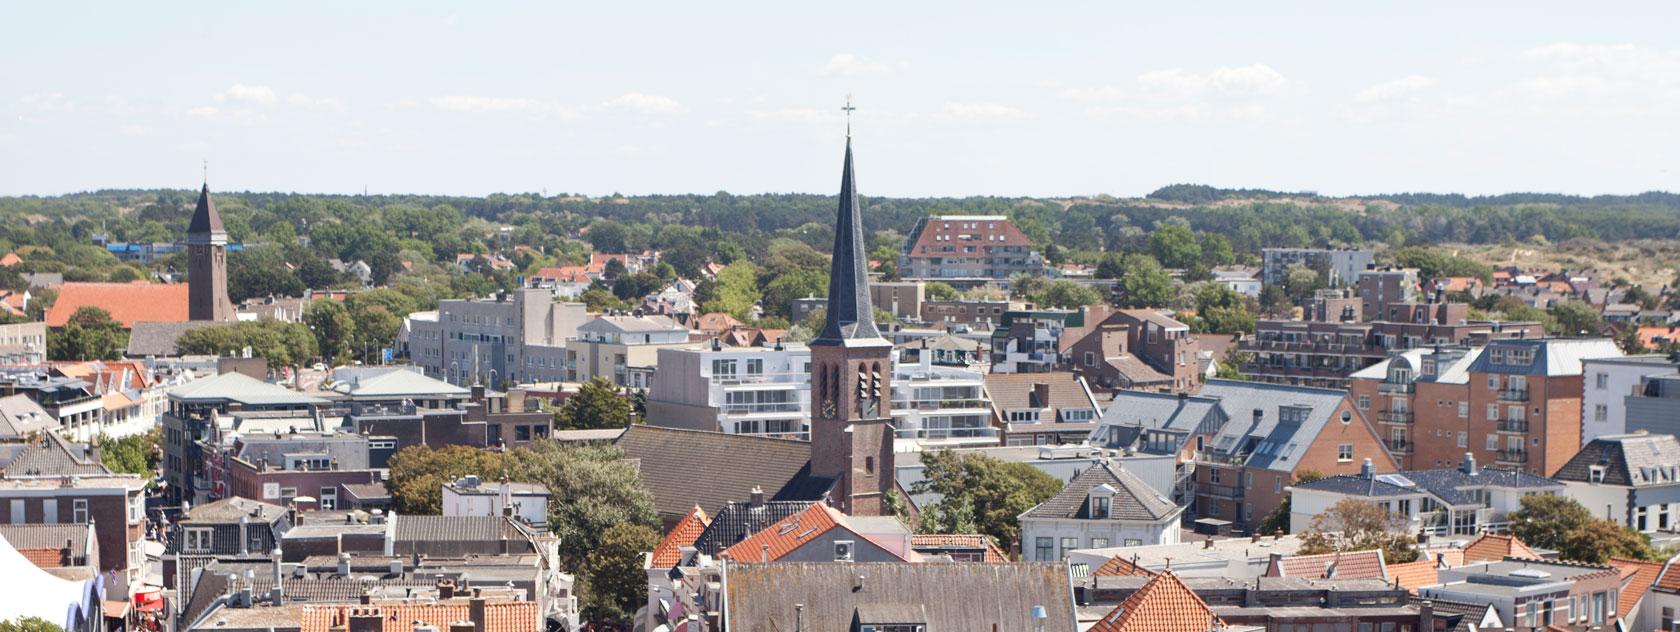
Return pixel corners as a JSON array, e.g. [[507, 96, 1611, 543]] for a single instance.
[[271, 548, 284, 605], [347, 607, 382, 632], [1031, 382, 1051, 409], [1461, 452, 1478, 476], [469, 597, 487, 632], [749, 486, 765, 508], [59, 539, 72, 567], [436, 578, 456, 601], [338, 553, 352, 577], [1360, 458, 1374, 479], [448, 622, 474, 632]]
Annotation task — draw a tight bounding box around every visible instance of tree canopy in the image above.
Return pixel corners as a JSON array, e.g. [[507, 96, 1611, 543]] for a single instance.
[[909, 451, 1062, 553]]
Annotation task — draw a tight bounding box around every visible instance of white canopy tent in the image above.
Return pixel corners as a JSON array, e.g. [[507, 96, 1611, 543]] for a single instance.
[[0, 533, 101, 631]]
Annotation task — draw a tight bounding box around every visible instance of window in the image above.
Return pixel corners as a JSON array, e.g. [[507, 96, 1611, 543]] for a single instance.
[[1357, 395, 1369, 410], [1661, 606, 1672, 631], [1457, 432, 1468, 448], [1486, 404, 1497, 420], [1592, 591, 1607, 626], [41, 499, 56, 524], [711, 359, 737, 378], [1090, 537, 1109, 549], [8, 499, 21, 523], [1061, 409, 1095, 423], [1035, 537, 1053, 561], [1457, 402, 1468, 418], [1060, 537, 1078, 559], [1244, 472, 1253, 489], [1486, 434, 1498, 451], [320, 487, 338, 511], [1594, 404, 1608, 422], [1092, 495, 1111, 518], [1488, 375, 1500, 389], [1597, 372, 1609, 389], [1083, 352, 1095, 367], [1274, 476, 1283, 493], [1209, 468, 1221, 484], [72, 499, 87, 524], [249, 528, 264, 553], [128, 496, 142, 523], [185, 527, 214, 553], [1337, 444, 1353, 462]]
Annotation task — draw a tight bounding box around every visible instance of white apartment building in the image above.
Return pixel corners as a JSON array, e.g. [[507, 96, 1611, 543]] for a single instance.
[[566, 315, 695, 390], [891, 353, 996, 447], [645, 343, 811, 439], [1580, 355, 1678, 443]]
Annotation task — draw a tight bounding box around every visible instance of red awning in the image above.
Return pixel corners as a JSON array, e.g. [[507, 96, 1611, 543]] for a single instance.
[[133, 590, 164, 612]]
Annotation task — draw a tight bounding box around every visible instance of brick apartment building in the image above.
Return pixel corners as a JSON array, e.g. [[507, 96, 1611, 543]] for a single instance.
[[899, 215, 1047, 284], [1062, 307, 1200, 393], [1241, 295, 1544, 390], [1348, 338, 1623, 475]]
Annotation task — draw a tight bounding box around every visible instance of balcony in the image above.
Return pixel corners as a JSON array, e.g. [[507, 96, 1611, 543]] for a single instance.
[[1496, 419, 1529, 433], [1387, 439, 1413, 454], [1377, 410, 1413, 424], [721, 402, 803, 415], [1497, 388, 1529, 402], [1377, 382, 1415, 394], [1497, 449, 1529, 464], [894, 427, 999, 440], [891, 398, 990, 411], [1199, 485, 1244, 500]]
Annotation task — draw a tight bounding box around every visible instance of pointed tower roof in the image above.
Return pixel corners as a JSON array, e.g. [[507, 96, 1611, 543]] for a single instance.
[[1089, 571, 1222, 632], [188, 183, 225, 236], [813, 138, 884, 345]]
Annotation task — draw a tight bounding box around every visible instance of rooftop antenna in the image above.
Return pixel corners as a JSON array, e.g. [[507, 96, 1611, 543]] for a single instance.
[[842, 95, 856, 139]]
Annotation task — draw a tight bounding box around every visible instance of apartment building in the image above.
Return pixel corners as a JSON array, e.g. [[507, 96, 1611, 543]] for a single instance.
[[984, 372, 1102, 446], [0, 435, 147, 582], [404, 289, 588, 386], [1260, 247, 1375, 288], [1348, 339, 1623, 477], [991, 309, 1080, 373], [899, 215, 1047, 283], [161, 372, 329, 505], [645, 343, 811, 439], [891, 352, 996, 446], [920, 299, 1010, 329], [1355, 267, 1420, 318], [1241, 296, 1544, 389], [0, 321, 46, 365], [565, 314, 695, 389], [1580, 355, 1677, 442], [1062, 307, 1199, 393]]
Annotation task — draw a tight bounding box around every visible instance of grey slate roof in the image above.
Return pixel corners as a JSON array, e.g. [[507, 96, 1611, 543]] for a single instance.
[[724, 562, 1076, 631], [1022, 462, 1179, 522], [1553, 432, 1680, 487], [690, 499, 816, 556], [0, 394, 56, 437], [0, 523, 90, 557], [187, 497, 289, 524], [1199, 379, 1356, 473], [614, 424, 832, 521], [392, 515, 525, 543], [1297, 466, 1562, 506], [813, 138, 884, 345], [1095, 391, 1222, 436], [1468, 338, 1622, 376], [126, 321, 220, 357], [330, 369, 469, 399], [0, 433, 108, 476], [169, 372, 328, 407], [1412, 596, 1498, 632]]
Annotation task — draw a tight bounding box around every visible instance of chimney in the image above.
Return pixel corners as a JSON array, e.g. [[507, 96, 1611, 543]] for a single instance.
[[1031, 382, 1051, 408], [1204, 537, 1214, 549], [59, 539, 71, 567], [338, 553, 352, 577], [448, 622, 474, 632], [271, 548, 284, 604], [436, 578, 456, 601], [469, 597, 487, 632], [389, 558, 404, 577], [1420, 600, 1435, 632], [761, 544, 770, 563], [1251, 532, 1261, 544], [1360, 458, 1374, 479], [749, 486, 765, 508], [360, 591, 374, 605], [471, 384, 486, 402], [1461, 452, 1478, 476], [347, 607, 382, 632]]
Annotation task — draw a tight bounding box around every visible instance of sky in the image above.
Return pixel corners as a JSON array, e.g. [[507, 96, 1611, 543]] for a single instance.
[[3, 1, 1678, 198]]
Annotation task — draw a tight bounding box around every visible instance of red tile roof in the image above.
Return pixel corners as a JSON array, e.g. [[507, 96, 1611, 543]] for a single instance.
[[1462, 533, 1539, 563], [16, 547, 64, 568], [46, 282, 189, 328], [532, 266, 590, 283], [722, 503, 910, 563], [695, 312, 745, 333], [909, 534, 1010, 562], [1266, 549, 1386, 580], [299, 602, 536, 632], [906, 216, 1035, 257], [0, 253, 20, 267], [1093, 555, 1159, 577], [650, 505, 710, 568], [1612, 558, 1664, 619], [1089, 571, 1221, 632], [1385, 559, 1439, 593]]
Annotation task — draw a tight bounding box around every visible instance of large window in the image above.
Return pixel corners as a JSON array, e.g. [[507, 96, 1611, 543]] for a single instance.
[[184, 527, 214, 553], [1035, 537, 1053, 561], [1060, 537, 1077, 559], [72, 499, 87, 524]]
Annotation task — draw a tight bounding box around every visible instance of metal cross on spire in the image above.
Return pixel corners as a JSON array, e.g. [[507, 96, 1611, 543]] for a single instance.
[[202, 158, 208, 184], [842, 95, 856, 138]]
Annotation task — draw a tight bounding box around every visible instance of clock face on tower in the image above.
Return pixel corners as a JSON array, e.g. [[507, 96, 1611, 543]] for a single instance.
[[821, 398, 837, 419]]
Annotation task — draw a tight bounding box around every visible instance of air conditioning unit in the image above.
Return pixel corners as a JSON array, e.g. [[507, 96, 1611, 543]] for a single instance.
[[834, 540, 854, 562]]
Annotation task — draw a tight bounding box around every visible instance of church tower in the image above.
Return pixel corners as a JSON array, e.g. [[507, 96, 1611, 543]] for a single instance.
[[809, 109, 896, 517], [187, 182, 235, 322]]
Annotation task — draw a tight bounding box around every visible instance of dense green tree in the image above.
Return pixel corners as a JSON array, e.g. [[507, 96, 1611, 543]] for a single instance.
[[0, 617, 64, 632], [1556, 518, 1660, 563], [553, 377, 635, 430], [175, 319, 318, 371], [1116, 254, 1173, 308], [1029, 280, 1103, 309], [1148, 224, 1202, 269], [1549, 300, 1601, 336], [910, 451, 1062, 552], [581, 523, 660, 625], [386, 444, 507, 514], [1391, 247, 1494, 282], [610, 271, 663, 301], [48, 307, 127, 361], [98, 427, 162, 477], [1508, 494, 1594, 551], [345, 289, 416, 363], [924, 282, 960, 301], [304, 300, 356, 364], [701, 261, 761, 320], [1199, 233, 1235, 266], [579, 287, 626, 313], [1299, 498, 1419, 563], [760, 269, 827, 320]]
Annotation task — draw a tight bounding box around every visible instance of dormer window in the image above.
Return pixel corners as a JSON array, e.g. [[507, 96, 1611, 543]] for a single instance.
[[1589, 464, 1606, 484], [1089, 483, 1116, 519]]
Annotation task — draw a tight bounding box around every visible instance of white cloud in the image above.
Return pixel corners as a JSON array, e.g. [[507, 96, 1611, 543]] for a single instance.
[[746, 107, 840, 124], [603, 92, 683, 114], [427, 95, 536, 112], [1518, 43, 1680, 100], [822, 54, 904, 76], [939, 102, 1029, 119], [17, 93, 75, 113], [216, 84, 277, 106], [1135, 64, 1290, 100], [286, 94, 344, 111], [118, 124, 152, 136], [187, 106, 221, 118], [1355, 75, 1437, 103]]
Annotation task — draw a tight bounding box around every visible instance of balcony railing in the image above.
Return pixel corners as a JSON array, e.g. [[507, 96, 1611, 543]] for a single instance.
[[1387, 439, 1412, 454], [1377, 410, 1413, 424], [894, 427, 1000, 440], [1496, 419, 1529, 433], [1497, 388, 1529, 402], [891, 398, 990, 411], [1199, 485, 1243, 499], [721, 402, 803, 415], [1497, 449, 1529, 464], [1377, 382, 1415, 394]]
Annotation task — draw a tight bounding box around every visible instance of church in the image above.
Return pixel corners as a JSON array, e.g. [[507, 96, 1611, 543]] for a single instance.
[[616, 126, 909, 524]]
